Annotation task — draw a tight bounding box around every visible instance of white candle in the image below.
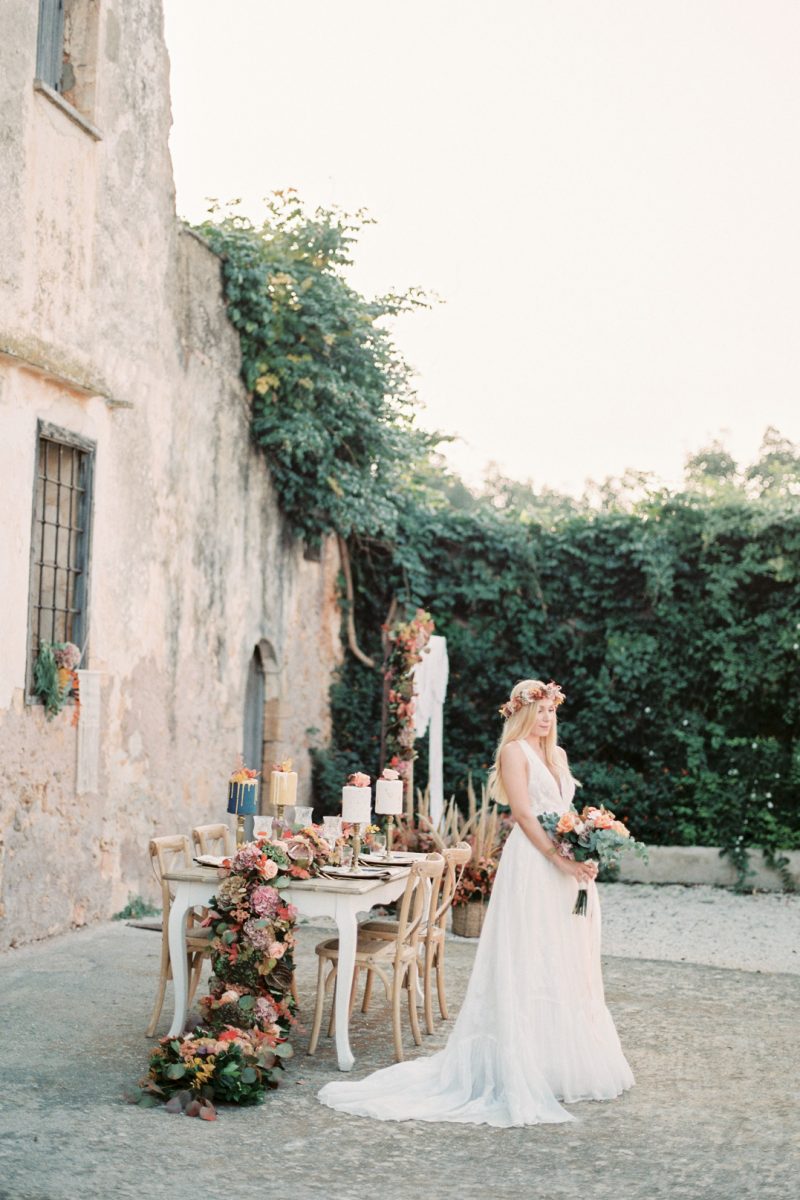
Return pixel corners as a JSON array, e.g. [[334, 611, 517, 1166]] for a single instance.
[[341, 786, 371, 824], [270, 769, 297, 809], [375, 778, 403, 814]]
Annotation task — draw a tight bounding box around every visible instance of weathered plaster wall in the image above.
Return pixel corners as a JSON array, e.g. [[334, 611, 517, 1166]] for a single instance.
[[0, 2, 343, 948]]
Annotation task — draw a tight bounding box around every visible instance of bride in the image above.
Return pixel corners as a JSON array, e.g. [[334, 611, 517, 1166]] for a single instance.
[[317, 679, 635, 1127]]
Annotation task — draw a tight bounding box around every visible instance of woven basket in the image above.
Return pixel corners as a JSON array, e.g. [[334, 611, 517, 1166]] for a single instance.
[[451, 901, 487, 938]]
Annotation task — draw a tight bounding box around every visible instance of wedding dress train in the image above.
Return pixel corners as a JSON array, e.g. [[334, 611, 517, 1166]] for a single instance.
[[317, 739, 634, 1127]]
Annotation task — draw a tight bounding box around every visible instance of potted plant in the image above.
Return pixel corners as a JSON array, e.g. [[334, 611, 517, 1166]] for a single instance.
[[448, 779, 508, 938], [451, 854, 498, 937]]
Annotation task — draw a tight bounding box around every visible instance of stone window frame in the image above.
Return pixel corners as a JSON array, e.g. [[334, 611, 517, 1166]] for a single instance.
[[25, 420, 97, 705], [34, 0, 103, 142]]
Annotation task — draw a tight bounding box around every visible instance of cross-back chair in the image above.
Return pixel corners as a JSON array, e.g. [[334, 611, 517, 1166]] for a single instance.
[[145, 834, 214, 1038], [191, 823, 234, 858], [360, 841, 472, 1033], [307, 854, 445, 1063]]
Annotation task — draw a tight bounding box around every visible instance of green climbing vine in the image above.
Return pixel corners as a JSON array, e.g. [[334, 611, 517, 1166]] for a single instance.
[[195, 195, 800, 889], [194, 193, 435, 548]]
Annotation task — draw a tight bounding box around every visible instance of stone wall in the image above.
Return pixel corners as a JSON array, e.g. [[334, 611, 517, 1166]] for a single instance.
[[0, 1, 343, 949]]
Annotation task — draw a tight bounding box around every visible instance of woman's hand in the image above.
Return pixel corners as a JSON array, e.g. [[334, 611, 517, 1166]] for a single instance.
[[554, 856, 598, 886]]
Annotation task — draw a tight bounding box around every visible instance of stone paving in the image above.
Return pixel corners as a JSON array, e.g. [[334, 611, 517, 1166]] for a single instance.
[[0, 884, 798, 1200]]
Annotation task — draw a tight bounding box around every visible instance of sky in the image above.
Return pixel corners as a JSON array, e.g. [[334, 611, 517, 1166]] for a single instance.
[[163, 0, 800, 496]]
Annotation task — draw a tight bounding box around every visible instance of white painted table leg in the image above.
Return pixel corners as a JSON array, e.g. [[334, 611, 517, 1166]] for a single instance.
[[333, 899, 357, 1071], [167, 884, 191, 1038]]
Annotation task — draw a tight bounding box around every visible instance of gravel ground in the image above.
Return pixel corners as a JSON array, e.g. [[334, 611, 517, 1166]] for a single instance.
[[1, 882, 798, 1200], [597, 881, 800, 975]]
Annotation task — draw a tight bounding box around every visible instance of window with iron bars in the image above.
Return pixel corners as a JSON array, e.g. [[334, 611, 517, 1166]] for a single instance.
[[26, 421, 95, 698], [35, 0, 101, 127], [36, 0, 66, 92]]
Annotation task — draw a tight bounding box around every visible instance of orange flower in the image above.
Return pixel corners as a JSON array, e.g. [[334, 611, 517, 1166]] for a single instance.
[[611, 820, 630, 838], [556, 811, 577, 834], [594, 811, 615, 830]]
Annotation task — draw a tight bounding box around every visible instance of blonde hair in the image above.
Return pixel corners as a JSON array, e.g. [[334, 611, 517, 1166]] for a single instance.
[[488, 679, 561, 806]]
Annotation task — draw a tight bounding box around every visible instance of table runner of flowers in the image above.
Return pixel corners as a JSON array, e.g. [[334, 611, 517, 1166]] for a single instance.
[[134, 826, 334, 1118]]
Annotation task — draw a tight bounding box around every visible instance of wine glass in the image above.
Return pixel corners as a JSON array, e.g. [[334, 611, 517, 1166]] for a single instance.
[[322, 815, 343, 863], [371, 833, 387, 859]]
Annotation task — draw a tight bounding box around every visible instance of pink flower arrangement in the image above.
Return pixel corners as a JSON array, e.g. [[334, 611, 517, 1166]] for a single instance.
[[347, 772, 371, 787], [539, 805, 648, 914], [243, 918, 275, 951], [250, 885, 281, 918], [53, 642, 82, 670], [253, 995, 279, 1026], [231, 844, 263, 872]]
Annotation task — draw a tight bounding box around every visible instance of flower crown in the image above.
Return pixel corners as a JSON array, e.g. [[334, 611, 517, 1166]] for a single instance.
[[498, 681, 566, 720]]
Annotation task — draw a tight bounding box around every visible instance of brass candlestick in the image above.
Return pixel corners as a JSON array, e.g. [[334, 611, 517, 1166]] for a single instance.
[[351, 822, 362, 873], [236, 814, 246, 847]]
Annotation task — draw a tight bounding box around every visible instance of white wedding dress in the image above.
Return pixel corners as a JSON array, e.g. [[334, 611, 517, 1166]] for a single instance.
[[318, 739, 634, 1126]]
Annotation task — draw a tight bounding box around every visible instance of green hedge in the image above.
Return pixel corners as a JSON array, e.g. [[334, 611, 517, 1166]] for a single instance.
[[193, 199, 800, 878], [315, 496, 800, 865]]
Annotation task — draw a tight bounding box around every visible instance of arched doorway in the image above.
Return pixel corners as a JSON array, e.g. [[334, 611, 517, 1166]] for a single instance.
[[242, 640, 280, 836]]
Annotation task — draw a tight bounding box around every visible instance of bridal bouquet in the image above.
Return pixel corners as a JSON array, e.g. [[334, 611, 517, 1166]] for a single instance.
[[538, 805, 648, 914]]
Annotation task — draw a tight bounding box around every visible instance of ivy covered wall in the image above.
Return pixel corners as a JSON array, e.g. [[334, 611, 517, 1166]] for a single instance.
[[195, 198, 800, 869]]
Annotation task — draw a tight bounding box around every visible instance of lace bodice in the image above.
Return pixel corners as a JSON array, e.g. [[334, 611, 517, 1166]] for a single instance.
[[516, 740, 575, 816]]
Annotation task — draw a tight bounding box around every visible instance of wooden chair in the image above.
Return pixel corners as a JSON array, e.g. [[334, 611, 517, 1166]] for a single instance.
[[191, 822, 234, 857], [307, 855, 445, 1063], [361, 842, 472, 1034], [145, 835, 214, 1038]]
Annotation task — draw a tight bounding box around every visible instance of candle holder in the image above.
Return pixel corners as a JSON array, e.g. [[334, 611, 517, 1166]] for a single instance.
[[271, 799, 288, 841], [236, 814, 246, 847], [384, 813, 395, 860], [350, 822, 363, 873]]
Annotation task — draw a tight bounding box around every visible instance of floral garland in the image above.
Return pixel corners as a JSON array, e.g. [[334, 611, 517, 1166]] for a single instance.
[[137, 828, 334, 1117], [383, 608, 434, 780]]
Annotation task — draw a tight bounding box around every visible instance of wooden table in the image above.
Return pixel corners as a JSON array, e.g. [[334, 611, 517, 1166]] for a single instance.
[[162, 864, 413, 1072]]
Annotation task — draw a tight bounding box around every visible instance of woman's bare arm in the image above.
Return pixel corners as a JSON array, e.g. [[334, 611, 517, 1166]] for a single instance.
[[499, 743, 597, 884]]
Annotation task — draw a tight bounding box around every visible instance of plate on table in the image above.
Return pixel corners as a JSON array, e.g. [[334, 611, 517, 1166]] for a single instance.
[[360, 853, 416, 866], [194, 855, 226, 868], [321, 866, 393, 880]]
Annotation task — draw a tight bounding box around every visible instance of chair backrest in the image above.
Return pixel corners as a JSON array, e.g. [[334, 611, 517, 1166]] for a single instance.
[[149, 834, 193, 912], [434, 842, 472, 931], [192, 823, 234, 856], [392, 854, 445, 960]]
